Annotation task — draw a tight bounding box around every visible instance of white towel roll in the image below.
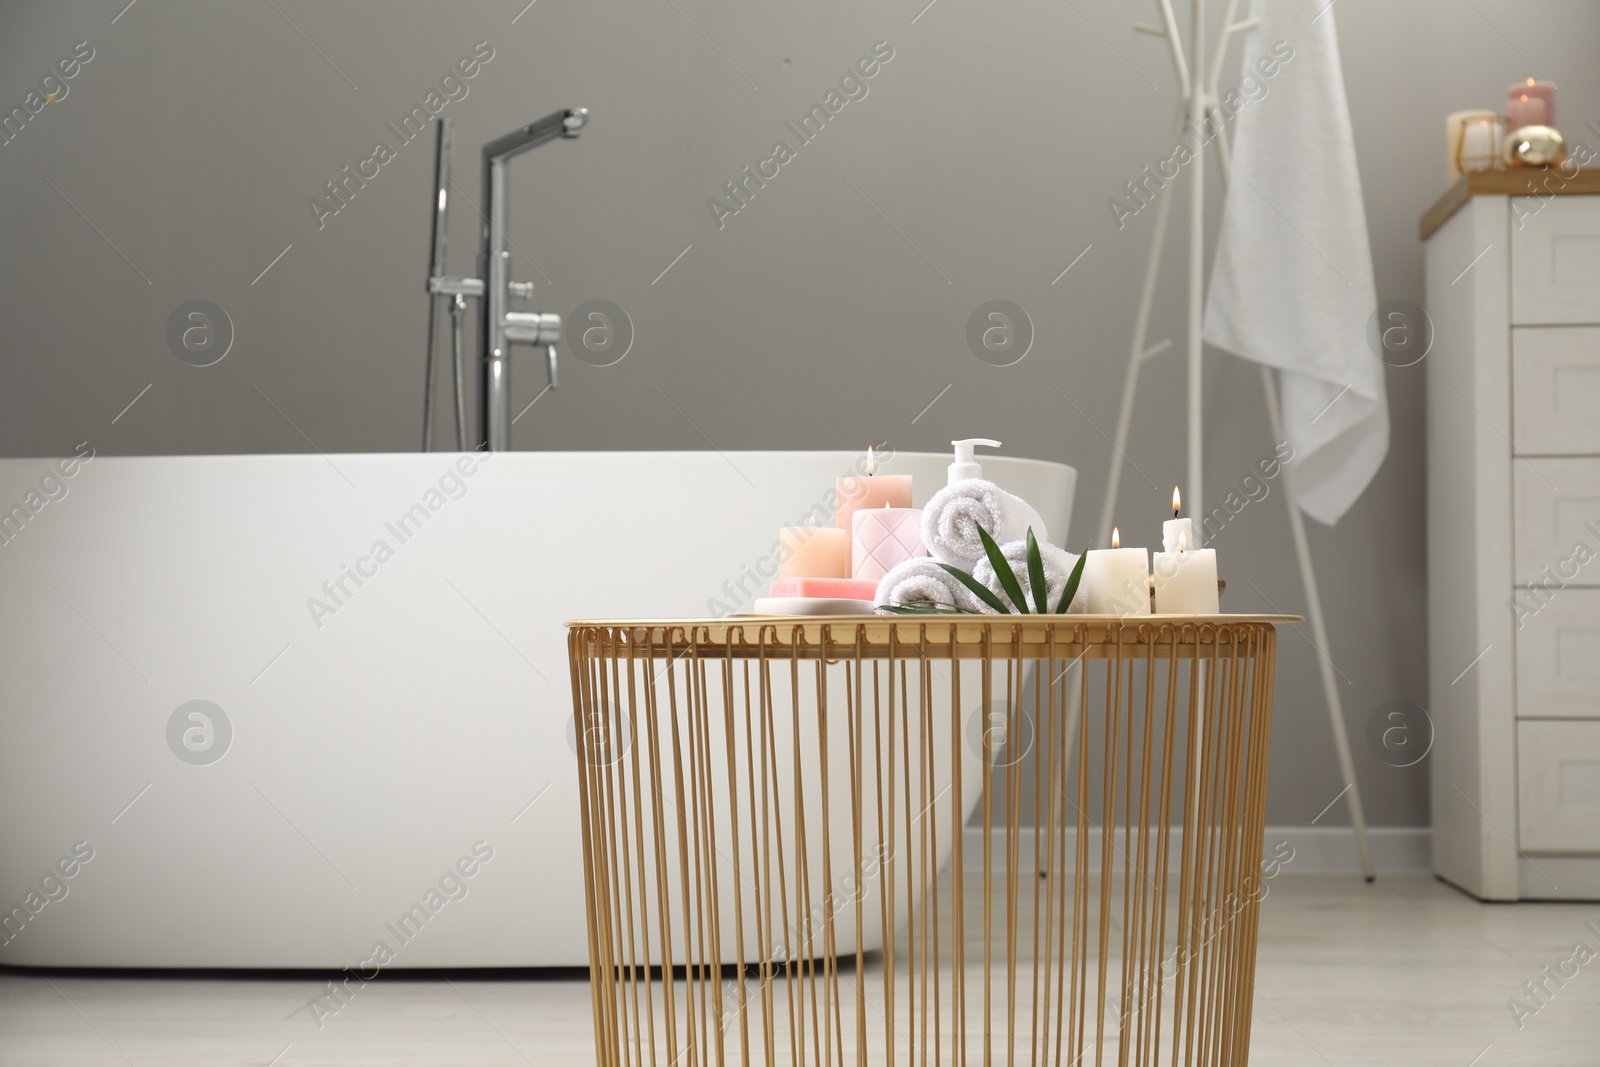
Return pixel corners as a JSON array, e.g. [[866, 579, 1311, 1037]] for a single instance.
[[973, 540, 1086, 613], [920, 479, 1048, 570], [873, 558, 990, 614]]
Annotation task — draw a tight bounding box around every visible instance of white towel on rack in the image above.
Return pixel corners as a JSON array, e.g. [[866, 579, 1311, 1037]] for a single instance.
[[1202, 0, 1386, 526]]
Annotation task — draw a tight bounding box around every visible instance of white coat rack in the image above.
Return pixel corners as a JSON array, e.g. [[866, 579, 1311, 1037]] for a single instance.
[[1094, 0, 1376, 879]]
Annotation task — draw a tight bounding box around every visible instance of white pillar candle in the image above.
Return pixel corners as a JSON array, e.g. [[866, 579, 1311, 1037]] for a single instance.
[[1163, 489, 1197, 552], [1163, 517, 1194, 553], [1152, 548, 1219, 614], [851, 506, 927, 580], [1155, 490, 1219, 613], [1082, 528, 1151, 615]]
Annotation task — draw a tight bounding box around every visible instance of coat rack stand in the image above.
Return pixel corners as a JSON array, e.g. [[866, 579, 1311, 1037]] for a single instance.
[[1074, 0, 1376, 880]]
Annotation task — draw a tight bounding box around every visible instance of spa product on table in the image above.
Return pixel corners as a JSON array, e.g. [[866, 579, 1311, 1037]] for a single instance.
[[1082, 527, 1152, 616], [768, 577, 880, 600], [763, 446, 926, 612], [777, 524, 849, 579], [920, 441, 1047, 570], [972, 538, 1085, 614], [873, 558, 985, 614], [835, 446, 912, 531], [759, 447, 1222, 617], [1151, 488, 1220, 614], [852, 506, 927, 580]]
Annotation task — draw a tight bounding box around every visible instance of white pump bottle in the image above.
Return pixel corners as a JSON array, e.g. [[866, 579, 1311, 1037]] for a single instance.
[[947, 438, 1001, 486]]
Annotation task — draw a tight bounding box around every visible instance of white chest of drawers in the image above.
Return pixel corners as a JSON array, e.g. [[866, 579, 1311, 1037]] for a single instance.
[[1426, 186, 1600, 900]]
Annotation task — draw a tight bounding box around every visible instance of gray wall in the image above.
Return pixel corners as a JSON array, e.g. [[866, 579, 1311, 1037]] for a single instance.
[[4, 0, 1597, 828]]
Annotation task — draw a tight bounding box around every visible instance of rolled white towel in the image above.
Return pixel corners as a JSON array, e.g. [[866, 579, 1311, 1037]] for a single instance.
[[920, 479, 1048, 570], [874, 558, 990, 613], [973, 540, 1086, 614]]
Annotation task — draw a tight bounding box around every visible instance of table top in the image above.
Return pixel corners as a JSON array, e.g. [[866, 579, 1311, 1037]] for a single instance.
[[567, 614, 1304, 627], [1420, 166, 1600, 239], [567, 615, 1303, 662]]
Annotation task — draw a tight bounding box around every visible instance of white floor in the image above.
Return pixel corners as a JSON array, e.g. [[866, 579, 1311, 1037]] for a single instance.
[[2, 873, 1597, 1065]]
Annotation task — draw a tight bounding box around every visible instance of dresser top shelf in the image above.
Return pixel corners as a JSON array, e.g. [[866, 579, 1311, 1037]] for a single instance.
[[1420, 167, 1600, 240]]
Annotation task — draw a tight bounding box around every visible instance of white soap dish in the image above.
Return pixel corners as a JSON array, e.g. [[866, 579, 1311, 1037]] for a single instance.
[[749, 597, 878, 616]]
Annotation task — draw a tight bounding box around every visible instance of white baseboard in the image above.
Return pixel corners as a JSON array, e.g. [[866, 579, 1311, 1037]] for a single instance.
[[961, 825, 1431, 875]]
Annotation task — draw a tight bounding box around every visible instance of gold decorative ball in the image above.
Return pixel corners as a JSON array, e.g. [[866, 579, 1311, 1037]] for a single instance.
[[1503, 125, 1567, 167]]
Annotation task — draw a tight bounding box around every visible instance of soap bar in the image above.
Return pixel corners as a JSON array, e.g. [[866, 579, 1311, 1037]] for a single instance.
[[769, 577, 881, 600]]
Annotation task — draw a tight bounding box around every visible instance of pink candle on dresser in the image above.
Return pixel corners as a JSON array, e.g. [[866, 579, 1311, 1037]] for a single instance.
[[1506, 78, 1555, 130], [851, 506, 927, 580]]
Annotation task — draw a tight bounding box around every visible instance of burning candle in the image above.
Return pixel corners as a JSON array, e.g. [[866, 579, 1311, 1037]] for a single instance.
[[1082, 526, 1151, 616], [1162, 487, 1195, 551], [851, 503, 928, 580], [1152, 490, 1219, 614], [1506, 77, 1555, 130], [836, 445, 912, 530]]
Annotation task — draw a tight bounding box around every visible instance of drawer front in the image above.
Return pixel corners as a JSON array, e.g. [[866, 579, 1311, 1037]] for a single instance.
[[1513, 458, 1600, 585], [1513, 327, 1600, 454], [1512, 196, 1600, 325], [1516, 590, 1600, 717], [1519, 720, 1600, 852]]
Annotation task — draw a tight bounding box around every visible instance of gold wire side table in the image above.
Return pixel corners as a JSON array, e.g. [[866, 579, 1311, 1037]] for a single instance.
[[567, 615, 1296, 1067]]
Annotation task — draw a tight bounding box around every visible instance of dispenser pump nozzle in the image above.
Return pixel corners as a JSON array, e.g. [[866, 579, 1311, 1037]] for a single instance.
[[949, 438, 1002, 485]]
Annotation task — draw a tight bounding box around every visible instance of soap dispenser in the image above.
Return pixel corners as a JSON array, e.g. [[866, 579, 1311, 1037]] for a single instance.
[[948, 438, 1001, 485]]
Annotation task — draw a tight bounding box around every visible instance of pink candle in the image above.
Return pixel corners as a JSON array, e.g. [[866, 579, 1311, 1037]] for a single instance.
[[836, 474, 912, 530], [1507, 78, 1555, 130], [836, 446, 913, 530], [851, 506, 927, 580]]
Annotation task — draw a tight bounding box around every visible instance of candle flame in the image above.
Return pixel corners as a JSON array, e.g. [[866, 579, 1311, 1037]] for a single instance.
[[1178, 529, 1189, 552], [1172, 486, 1181, 516], [1521, 93, 1530, 102], [866, 445, 876, 475], [1528, 77, 1537, 85], [1111, 526, 1121, 549]]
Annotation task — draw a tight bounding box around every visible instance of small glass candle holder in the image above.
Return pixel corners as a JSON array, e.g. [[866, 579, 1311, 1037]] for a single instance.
[[1453, 113, 1505, 178]]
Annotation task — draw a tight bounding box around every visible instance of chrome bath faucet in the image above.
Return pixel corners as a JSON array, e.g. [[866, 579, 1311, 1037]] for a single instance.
[[421, 107, 587, 452]]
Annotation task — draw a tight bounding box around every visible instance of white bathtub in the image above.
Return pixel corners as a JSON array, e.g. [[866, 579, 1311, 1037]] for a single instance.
[[0, 449, 1074, 968]]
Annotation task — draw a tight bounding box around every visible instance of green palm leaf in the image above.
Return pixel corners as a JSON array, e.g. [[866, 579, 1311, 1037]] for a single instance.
[[1025, 528, 1049, 615], [938, 563, 1013, 614], [880, 599, 979, 615], [1055, 549, 1088, 614], [977, 525, 1030, 613]]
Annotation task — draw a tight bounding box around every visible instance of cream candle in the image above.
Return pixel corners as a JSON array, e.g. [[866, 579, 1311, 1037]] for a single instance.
[[836, 446, 912, 530], [778, 525, 850, 579], [1162, 487, 1195, 553], [1082, 527, 1151, 615], [1152, 530, 1219, 614], [852, 505, 927, 580]]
